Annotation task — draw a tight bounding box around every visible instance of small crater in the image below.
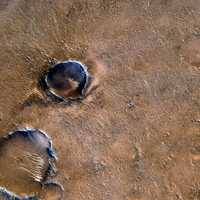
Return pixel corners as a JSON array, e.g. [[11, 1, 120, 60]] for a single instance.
[[127, 100, 136, 109], [39, 60, 91, 103]]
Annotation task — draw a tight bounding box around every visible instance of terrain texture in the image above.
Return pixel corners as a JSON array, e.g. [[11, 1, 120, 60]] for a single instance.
[[0, 0, 200, 199]]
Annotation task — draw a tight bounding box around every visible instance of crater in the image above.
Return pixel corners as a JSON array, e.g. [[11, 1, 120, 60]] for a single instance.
[[40, 60, 91, 103], [0, 129, 63, 199]]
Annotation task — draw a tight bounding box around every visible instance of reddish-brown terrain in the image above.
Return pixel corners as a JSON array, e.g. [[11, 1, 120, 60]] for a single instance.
[[0, 0, 200, 199]]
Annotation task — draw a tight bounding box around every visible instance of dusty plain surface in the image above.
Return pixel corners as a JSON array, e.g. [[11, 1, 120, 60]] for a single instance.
[[0, 0, 200, 199]]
